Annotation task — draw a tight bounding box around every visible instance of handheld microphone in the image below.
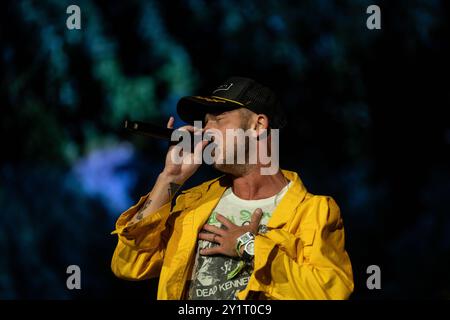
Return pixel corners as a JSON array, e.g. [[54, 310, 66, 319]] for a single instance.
[[124, 120, 197, 147]]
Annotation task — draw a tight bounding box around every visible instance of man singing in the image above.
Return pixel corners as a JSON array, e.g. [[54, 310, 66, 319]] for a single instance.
[[111, 77, 354, 300]]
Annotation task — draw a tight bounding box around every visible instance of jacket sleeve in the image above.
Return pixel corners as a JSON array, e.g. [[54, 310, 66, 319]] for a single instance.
[[110, 193, 184, 281], [251, 196, 354, 300]]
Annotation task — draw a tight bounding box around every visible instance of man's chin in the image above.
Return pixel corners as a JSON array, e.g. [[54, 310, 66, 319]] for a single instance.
[[212, 162, 228, 173], [212, 162, 252, 176]]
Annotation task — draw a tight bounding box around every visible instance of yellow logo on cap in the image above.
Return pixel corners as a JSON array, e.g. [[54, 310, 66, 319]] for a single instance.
[[193, 95, 244, 106], [193, 96, 227, 103]]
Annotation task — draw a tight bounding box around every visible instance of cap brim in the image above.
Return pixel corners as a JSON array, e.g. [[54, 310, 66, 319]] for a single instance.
[[177, 96, 243, 124]]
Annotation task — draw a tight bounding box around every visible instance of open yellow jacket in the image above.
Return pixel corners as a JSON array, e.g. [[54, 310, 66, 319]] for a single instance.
[[111, 170, 354, 300]]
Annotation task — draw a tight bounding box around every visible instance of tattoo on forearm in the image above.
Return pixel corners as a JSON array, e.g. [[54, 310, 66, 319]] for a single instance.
[[136, 199, 152, 221], [168, 182, 181, 199]]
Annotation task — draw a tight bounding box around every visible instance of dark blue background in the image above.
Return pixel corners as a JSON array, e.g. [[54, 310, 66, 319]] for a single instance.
[[1, 0, 449, 299]]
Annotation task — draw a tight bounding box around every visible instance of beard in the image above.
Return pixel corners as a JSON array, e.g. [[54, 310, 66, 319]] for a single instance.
[[213, 162, 251, 176], [212, 133, 256, 177]]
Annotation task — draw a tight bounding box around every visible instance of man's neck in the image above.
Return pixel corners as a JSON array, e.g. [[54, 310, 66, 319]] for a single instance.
[[230, 167, 289, 200]]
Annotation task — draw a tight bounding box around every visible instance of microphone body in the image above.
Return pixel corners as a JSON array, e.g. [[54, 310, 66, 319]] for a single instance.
[[124, 120, 197, 147]]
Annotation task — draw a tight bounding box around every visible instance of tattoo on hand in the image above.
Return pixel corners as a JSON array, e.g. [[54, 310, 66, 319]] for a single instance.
[[136, 199, 152, 220], [168, 182, 181, 199]]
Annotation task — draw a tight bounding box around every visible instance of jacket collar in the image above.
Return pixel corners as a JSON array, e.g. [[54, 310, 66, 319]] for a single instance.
[[192, 169, 308, 232], [266, 169, 308, 229]]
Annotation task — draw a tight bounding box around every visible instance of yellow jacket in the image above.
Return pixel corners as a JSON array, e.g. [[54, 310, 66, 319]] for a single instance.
[[111, 170, 354, 300]]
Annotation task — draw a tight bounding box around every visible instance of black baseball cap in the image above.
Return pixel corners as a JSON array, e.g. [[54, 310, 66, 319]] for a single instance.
[[177, 76, 287, 128]]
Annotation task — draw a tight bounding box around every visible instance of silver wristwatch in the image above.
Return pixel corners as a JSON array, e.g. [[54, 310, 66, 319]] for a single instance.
[[236, 231, 255, 261]]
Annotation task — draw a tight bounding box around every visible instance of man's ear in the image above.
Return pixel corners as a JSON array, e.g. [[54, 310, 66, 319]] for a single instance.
[[255, 114, 270, 140], [255, 114, 269, 131]]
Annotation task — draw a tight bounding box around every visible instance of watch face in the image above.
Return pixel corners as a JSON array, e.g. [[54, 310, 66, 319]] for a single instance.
[[245, 240, 255, 255], [242, 233, 251, 243], [239, 232, 253, 244]]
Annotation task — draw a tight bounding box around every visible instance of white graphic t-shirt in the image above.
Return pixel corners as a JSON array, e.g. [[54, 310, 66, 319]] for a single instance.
[[187, 182, 291, 300]]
